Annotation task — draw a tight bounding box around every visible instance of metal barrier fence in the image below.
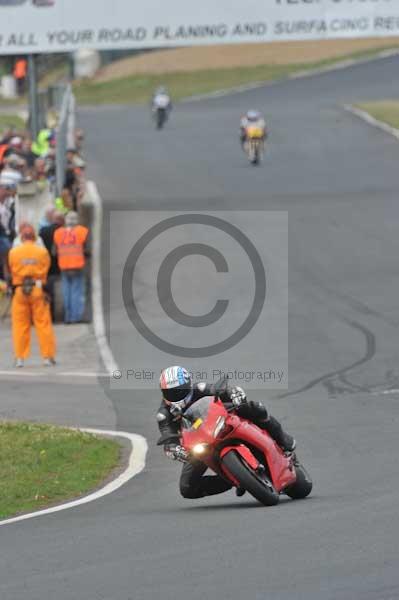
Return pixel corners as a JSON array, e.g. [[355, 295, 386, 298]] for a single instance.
[[55, 84, 76, 196]]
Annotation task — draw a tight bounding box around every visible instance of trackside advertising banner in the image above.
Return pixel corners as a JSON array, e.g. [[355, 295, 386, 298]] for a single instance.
[[0, 0, 399, 54]]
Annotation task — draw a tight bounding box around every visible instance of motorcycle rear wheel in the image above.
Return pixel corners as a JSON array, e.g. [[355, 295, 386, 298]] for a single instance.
[[156, 110, 166, 129], [221, 450, 279, 506], [284, 463, 313, 500]]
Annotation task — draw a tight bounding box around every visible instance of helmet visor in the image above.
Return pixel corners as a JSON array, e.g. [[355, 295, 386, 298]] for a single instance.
[[162, 385, 191, 403], [164, 390, 194, 416]]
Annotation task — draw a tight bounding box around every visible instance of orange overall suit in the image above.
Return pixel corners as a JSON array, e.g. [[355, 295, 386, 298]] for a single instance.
[[8, 240, 56, 360]]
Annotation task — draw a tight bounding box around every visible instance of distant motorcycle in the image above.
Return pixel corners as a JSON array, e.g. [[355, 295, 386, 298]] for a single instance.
[[152, 94, 171, 130], [244, 125, 265, 165], [178, 383, 312, 506]]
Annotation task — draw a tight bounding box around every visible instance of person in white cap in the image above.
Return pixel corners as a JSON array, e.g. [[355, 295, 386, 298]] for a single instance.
[[1, 154, 25, 185], [53, 211, 89, 323]]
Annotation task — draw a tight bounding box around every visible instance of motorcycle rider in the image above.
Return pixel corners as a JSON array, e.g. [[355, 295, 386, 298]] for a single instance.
[[239, 109, 267, 148], [151, 86, 172, 113], [157, 366, 295, 499]]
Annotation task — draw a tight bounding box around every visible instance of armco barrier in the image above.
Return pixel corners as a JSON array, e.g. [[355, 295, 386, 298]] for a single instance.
[[16, 180, 52, 227], [78, 195, 93, 324]]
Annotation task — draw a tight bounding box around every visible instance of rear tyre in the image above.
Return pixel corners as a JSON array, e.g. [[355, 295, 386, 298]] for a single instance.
[[284, 463, 312, 500], [221, 450, 279, 506], [156, 109, 166, 129]]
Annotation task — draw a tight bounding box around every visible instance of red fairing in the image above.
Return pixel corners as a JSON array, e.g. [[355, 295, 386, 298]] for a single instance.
[[228, 415, 296, 491], [181, 398, 297, 493], [219, 444, 259, 469], [219, 444, 260, 487]]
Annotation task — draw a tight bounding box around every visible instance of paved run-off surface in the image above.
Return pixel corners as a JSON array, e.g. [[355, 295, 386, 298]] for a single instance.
[[1, 55, 399, 599]]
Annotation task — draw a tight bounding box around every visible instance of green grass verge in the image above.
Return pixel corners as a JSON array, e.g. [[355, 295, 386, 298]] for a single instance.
[[75, 63, 297, 105], [74, 45, 399, 106], [0, 422, 121, 520], [0, 114, 26, 131], [357, 100, 399, 129]]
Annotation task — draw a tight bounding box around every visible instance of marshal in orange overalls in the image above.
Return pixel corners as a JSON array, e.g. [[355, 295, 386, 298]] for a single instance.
[[8, 240, 56, 360]]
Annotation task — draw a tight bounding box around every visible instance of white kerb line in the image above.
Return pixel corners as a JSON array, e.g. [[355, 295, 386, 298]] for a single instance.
[[87, 180, 119, 375]]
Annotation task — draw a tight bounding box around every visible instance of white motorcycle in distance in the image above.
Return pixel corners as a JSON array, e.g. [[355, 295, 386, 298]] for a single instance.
[[152, 88, 172, 130]]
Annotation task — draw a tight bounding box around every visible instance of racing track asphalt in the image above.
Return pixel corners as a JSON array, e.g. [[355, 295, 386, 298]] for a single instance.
[[1, 55, 399, 600]]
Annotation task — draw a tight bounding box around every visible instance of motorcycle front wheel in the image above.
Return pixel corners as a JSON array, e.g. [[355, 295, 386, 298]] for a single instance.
[[248, 142, 261, 165], [221, 450, 279, 506]]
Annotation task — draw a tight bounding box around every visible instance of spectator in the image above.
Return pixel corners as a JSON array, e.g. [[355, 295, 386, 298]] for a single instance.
[[0, 121, 87, 326], [39, 210, 64, 319], [32, 128, 53, 157], [55, 187, 73, 214], [64, 164, 77, 206], [12, 221, 44, 248], [0, 178, 16, 243], [75, 129, 84, 152], [53, 211, 89, 324], [0, 184, 12, 280], [0, 125, 17, 145], [34, 157, 48, 181], [13, 58, 27, 96], [8, 136, 23, 154], [1, 154, 26, 185], [18, 137, 37, 168], [8, 223, 56, 368], [44, 147, 56, 183], [0, 141, 9, 165], [66, 148, 78, 165], [38, 205, 55, 232]]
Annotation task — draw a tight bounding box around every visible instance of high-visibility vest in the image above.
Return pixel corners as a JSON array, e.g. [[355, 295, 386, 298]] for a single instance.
[[14, 59, 27, 79], [32, 129, 50, 157], [53, 225, 88, 271], [54, 197, 69, 214], [9, 241, 50, 286], [0, 144, 9, 163]]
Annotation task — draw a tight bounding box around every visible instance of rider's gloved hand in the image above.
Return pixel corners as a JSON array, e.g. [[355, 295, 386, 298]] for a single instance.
[[230, 386, 247, 407], [164, 444, 189, 463]]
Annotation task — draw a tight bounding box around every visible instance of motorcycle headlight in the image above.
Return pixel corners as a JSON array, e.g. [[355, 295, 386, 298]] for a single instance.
[[213, 416, 226, 438], [192, 443, 208, 456]]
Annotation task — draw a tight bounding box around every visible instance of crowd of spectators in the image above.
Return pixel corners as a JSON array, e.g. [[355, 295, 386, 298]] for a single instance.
[[0, 121, 90, 364]]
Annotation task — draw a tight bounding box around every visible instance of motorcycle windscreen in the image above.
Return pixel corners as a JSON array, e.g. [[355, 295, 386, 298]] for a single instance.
[[181, 396, 214, 432]]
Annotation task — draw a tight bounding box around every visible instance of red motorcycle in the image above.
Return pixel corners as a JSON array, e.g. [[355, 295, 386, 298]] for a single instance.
[[179, 394, 312, 506]]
